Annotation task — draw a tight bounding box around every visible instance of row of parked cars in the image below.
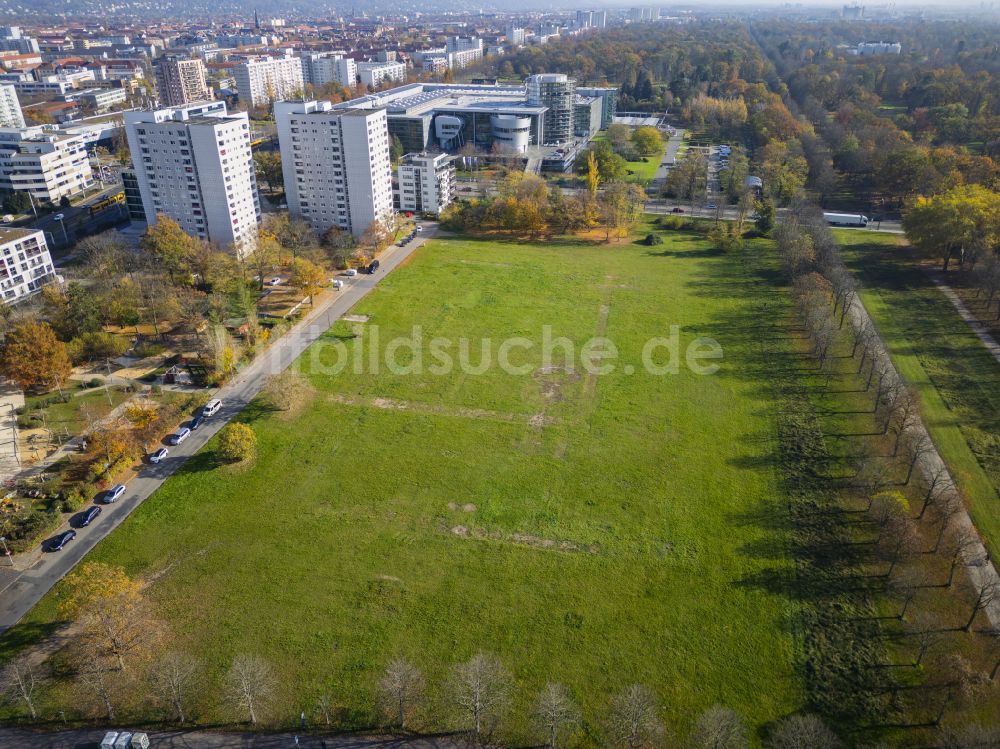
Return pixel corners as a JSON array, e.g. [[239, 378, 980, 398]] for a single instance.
[[398, 224, 423, 248], [48, 398, 224, 552]]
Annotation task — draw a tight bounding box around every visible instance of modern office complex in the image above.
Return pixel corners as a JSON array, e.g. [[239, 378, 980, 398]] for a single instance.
[[356, 61, 407, 89], [396, 152, 454, 216], [0, 227, 56, 304], [275, 99, 394, 239], [336, 76, 608, 155], [233, 56, 305, 108], [0, 84, 24, 128], [300, 52, 356, 88], [0, 126, 92, 203], [124, 101, 260, 255], [576, 86, 618, 129], [155, 55, 212, 107]]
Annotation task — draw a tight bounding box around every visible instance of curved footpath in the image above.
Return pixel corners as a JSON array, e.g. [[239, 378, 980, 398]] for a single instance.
[[0, 226, 438, 636]]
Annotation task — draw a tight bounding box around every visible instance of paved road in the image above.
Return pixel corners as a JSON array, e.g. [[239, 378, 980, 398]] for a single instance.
[[0, 727, 464, 749], [0, 226, 437, 635]]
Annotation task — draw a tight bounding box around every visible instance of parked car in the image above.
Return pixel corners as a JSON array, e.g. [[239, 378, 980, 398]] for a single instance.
[[344, 268, 358, 277], [79, 505, 102, 527], [169, 427, 191, 445], [104, 484, 126, 503], [50, 530, 76, 551], [671, 207, 685, 214], [367, 259, 380, 274], [203, 398, 223, 417], [415, 225, 423, 232], [268, 277, 282, 286], [331, 279, 344, 290], [706, 202, 718, 209], [189, 414, 204, 431], [148, 447, 168, 464]]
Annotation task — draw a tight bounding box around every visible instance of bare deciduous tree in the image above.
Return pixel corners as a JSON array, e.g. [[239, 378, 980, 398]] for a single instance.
[[917, 464, 954, 520], [224, 655, 277, 725], [446, 652, 513, 741], [377, 657, 424, 731], [688, 704, 748, 749], [532, 682, 582, 749], [942, 526, 980, 588], [766, 714, 840, 749], [964, 578, 1000, 632], [0, 655, 44, 720], [314, 693, 335, 726], [904, 619, 941, 667], [149, 651, 201, 723], [605, 684, 664, 749], [935, 654, 987, 724], [75, 651, 118, 720]]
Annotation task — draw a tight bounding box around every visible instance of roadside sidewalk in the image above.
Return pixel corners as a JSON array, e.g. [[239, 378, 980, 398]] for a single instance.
[[0, 727, 464, 749]]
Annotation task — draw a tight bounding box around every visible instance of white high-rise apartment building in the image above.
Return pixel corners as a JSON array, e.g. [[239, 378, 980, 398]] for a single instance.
[[0, 228, 55, 303], [0, 84, 24, 128], [155, 55, 212, 107], [234, 56, 305, 109], [275, 100, 393, 238], [0, 126, 92, 203], [397, 152, 453, 216], [356, 61, 407, 89], [124, 101, 261, 256], [300, 52, 357, 89]]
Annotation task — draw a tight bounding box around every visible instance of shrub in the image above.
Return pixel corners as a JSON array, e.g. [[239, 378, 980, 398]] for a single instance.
[[88, 377, 104, 388], [643, 233, 664, 246], [217, 422, 256, 464]]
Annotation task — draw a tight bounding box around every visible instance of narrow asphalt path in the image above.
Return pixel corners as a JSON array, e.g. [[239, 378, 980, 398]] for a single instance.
[[0, 226, 437, 635], [932, 279, 1000, 367], [0, 727, 464, 749]]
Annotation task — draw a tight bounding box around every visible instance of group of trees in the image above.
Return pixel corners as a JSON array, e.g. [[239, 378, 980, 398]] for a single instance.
[[757, 20, 1000, 210], [773, 205, 1000, 731], [441, 171, 646, 243], [0, 587, 855, 749]]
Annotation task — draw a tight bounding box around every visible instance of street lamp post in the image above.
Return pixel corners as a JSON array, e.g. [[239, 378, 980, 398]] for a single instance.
[[0, 536, 12, 566], [54, 215, 68, 244]]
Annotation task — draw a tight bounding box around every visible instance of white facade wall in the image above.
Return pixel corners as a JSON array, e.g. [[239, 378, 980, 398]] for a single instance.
[[0, 127, 93, 203], [234, 57, 305, 108], [356, 61, 406, 89], [276, 100, 393, 238], [125, 101, 260, 255], [0, 228, 55, 303], [0, 84, 24, 128], [300, 53, 356, 88], [397, 152, 453, 215]]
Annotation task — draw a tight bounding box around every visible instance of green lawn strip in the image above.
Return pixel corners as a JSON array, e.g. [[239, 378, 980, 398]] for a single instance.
[[835, 230, 1000, 559], [23, 387, 131, 437], [4, 228, 808, 740]]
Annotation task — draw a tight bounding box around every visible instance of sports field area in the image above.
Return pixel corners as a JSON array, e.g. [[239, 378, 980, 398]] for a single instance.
[[6, 226, 807, 737]]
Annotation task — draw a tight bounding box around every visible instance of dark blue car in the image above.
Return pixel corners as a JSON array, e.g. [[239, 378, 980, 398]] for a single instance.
[[79, 505, 102, 527], [51, 530, 76, 551]]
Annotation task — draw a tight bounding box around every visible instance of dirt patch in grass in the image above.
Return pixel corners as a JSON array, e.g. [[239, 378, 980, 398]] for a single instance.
[[330, 393, 555, 425], [449, 524, 600, 554]]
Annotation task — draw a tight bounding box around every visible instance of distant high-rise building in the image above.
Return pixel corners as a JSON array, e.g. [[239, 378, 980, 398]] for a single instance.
[[0, 26, 40, 54], [300, 52, 357, 89], [356, 61, 407, 89], [0, 84, 25, 129], [233, 56, 305, 109], [843, 3, 864, 19], [576, 10, 593, 28], [124, 101, 260, 255], [592, 10, 607, 28], [275, 99, 394, 239], [155, 55, 211, 107], [505, 25, 526, 46], [527, 73, 576, 145]]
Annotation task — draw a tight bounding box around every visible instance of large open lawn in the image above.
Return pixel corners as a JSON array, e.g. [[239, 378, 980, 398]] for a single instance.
[[836, 230, 1000, 558], [8, 228, 807, 739]]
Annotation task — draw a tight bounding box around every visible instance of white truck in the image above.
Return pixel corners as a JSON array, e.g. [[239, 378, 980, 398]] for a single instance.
[[823, 212, 869, 227]]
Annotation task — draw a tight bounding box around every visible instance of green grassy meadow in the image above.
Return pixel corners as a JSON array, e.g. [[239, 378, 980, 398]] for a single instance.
[[7, 228, 807, 739], [836, 230, 1000, 558]]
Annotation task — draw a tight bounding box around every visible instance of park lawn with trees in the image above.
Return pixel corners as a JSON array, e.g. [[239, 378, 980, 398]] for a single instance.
[[4, 226, 808, 739], [836, 229, 1000, 561]]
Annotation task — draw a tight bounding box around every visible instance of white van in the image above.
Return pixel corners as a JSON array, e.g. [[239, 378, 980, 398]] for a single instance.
[[203, 398, 223, 417]]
